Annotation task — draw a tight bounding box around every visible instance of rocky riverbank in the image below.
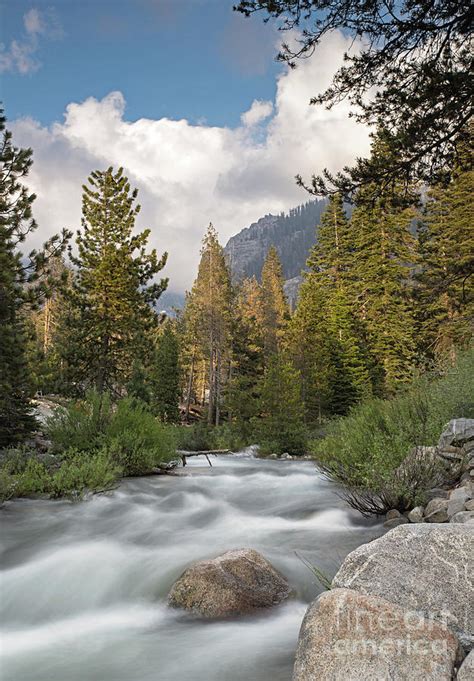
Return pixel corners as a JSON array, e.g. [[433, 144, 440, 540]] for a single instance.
[[292, 418, 474, 680]]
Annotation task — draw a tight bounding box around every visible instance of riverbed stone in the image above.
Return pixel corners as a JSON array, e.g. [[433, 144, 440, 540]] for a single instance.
[[168, 548, 291, 618], [332, 524, 474, 650], [438, 419, 474, 449], [383, 516, 408, 529], [450, 511, 474, 524], [292, 588, 461, 681], [457, 650, 474, 680], [465, 499, 474, 511], [408, 506, 425, 523], [424, 498, 449, 522]]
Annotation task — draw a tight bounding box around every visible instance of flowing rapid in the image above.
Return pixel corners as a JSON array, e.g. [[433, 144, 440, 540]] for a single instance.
[[0, 451, 382, 681]]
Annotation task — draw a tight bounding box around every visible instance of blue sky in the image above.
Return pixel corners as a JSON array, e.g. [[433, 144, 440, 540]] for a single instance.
[[1, 2, 369, 293], [1, 0, 281, 128]]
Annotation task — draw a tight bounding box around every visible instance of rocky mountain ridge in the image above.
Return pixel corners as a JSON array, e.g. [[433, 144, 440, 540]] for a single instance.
[[224, 199, 328, 289]]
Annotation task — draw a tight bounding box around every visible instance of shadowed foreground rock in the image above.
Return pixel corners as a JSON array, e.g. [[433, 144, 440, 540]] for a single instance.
[[332, 524, 474, 650], [292, 588, 461, 681], [168, 548, 290, 618], [457, 650, 474, 680]]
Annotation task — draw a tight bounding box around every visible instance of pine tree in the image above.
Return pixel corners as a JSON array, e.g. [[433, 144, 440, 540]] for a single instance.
[[0, 110, 70, 444], [260, 246, 289, 359], [150, 324, 181, 423], [257, 355, 306, 455], [183, 224, 232, 425], [417, 131, 474, 360], [226, 277, 265, 434], [290, 194, 371, 417], [350, 179, 417, 394], [60, 167, 168, 394], [287, 272, 333, 421]]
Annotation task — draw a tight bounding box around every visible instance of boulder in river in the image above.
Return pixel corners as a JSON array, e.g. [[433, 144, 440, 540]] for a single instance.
[[332, 524, 474, 650], [168, 548, 291, 618], [292, 588, 462, 681]]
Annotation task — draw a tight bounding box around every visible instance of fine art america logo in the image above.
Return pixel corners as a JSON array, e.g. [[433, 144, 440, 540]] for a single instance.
[[333, 604, 460, 657]]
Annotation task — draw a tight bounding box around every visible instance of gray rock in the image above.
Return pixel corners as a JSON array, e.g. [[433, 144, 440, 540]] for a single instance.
[[408, 506, 425, 523], [449, 500, 467, 518], [168, 548, 290, 618], [292, 588, 461, 681], [332, 524, 474, 649], [438, 419, 474, 449], [448, 488, 470, 518], [384, 516, 409, 529], [425, 498, 449, 523], [450, 511, 474, 524], [386, 509, 402, 520], [457, 650, 474, 680], [438, 446, 465, 463], [426, 488, 450, 500], [465, 499, 474, 511], [451, 487, 471, 502]]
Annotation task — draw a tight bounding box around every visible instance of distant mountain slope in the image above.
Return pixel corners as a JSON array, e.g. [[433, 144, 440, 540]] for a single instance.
[[224, 199, 327, 284]]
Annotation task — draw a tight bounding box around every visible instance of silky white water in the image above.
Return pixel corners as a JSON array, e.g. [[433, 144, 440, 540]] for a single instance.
[[0, 452, 382, 681]]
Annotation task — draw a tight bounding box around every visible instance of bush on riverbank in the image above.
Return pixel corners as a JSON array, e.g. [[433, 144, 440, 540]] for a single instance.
[[0, 393, 178, 502], [312, 348, 474, 514], [47, 391, 177, 476], [0, 446, 121, 502]]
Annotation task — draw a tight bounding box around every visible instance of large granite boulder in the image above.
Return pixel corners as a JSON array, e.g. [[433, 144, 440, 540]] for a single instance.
[[438, 419, 474, 449], [332, 524, 474, 650], [457, 650, 474, 680], [292, 588, 461, 681], [168, 548, 290, 618]]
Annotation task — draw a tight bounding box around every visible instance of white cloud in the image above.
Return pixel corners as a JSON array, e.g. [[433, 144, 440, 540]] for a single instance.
[[0, 8, 63, 75], [241, 100, 274, 127], [12, 30, 371, 293]]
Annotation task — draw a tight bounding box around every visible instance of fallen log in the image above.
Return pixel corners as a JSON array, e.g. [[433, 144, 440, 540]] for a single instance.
[[176, 449, 231, 467]]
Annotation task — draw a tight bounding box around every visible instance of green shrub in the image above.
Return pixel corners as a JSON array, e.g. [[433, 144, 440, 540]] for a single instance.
[[0, 447, 121, 502], [46, 392, 177, 477], [0, 469, 17, 503], [105, 398, 177, 476], [0, 446, 35, 474], [312, 348, 474, 514], [46, 391, 112, 453], [50, 448, 121, 497], [15, 459, 52, 496]]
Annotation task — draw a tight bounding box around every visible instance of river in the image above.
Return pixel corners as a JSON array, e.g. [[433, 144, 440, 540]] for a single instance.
[[0, 450, 383, 681]]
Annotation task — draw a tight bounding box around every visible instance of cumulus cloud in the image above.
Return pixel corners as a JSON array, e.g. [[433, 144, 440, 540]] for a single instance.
[[12, 31, 371, 293], [241, 100, 274, 127], [0, 7, 63, 75]]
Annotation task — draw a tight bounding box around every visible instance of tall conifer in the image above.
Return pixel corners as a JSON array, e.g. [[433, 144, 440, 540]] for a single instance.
[[417, 132, 474, 359], [60, 167, 168, 393], [260, 246, 289, 358], [184, 224, 232, 425], [0, 110, 69, 444]]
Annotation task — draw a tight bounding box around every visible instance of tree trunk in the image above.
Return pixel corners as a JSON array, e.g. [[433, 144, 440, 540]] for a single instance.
[[43, 297, 52, 354], [185, 351, 195, 423], [208, 346, 214, 425], [215, 348, 221, 427]]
